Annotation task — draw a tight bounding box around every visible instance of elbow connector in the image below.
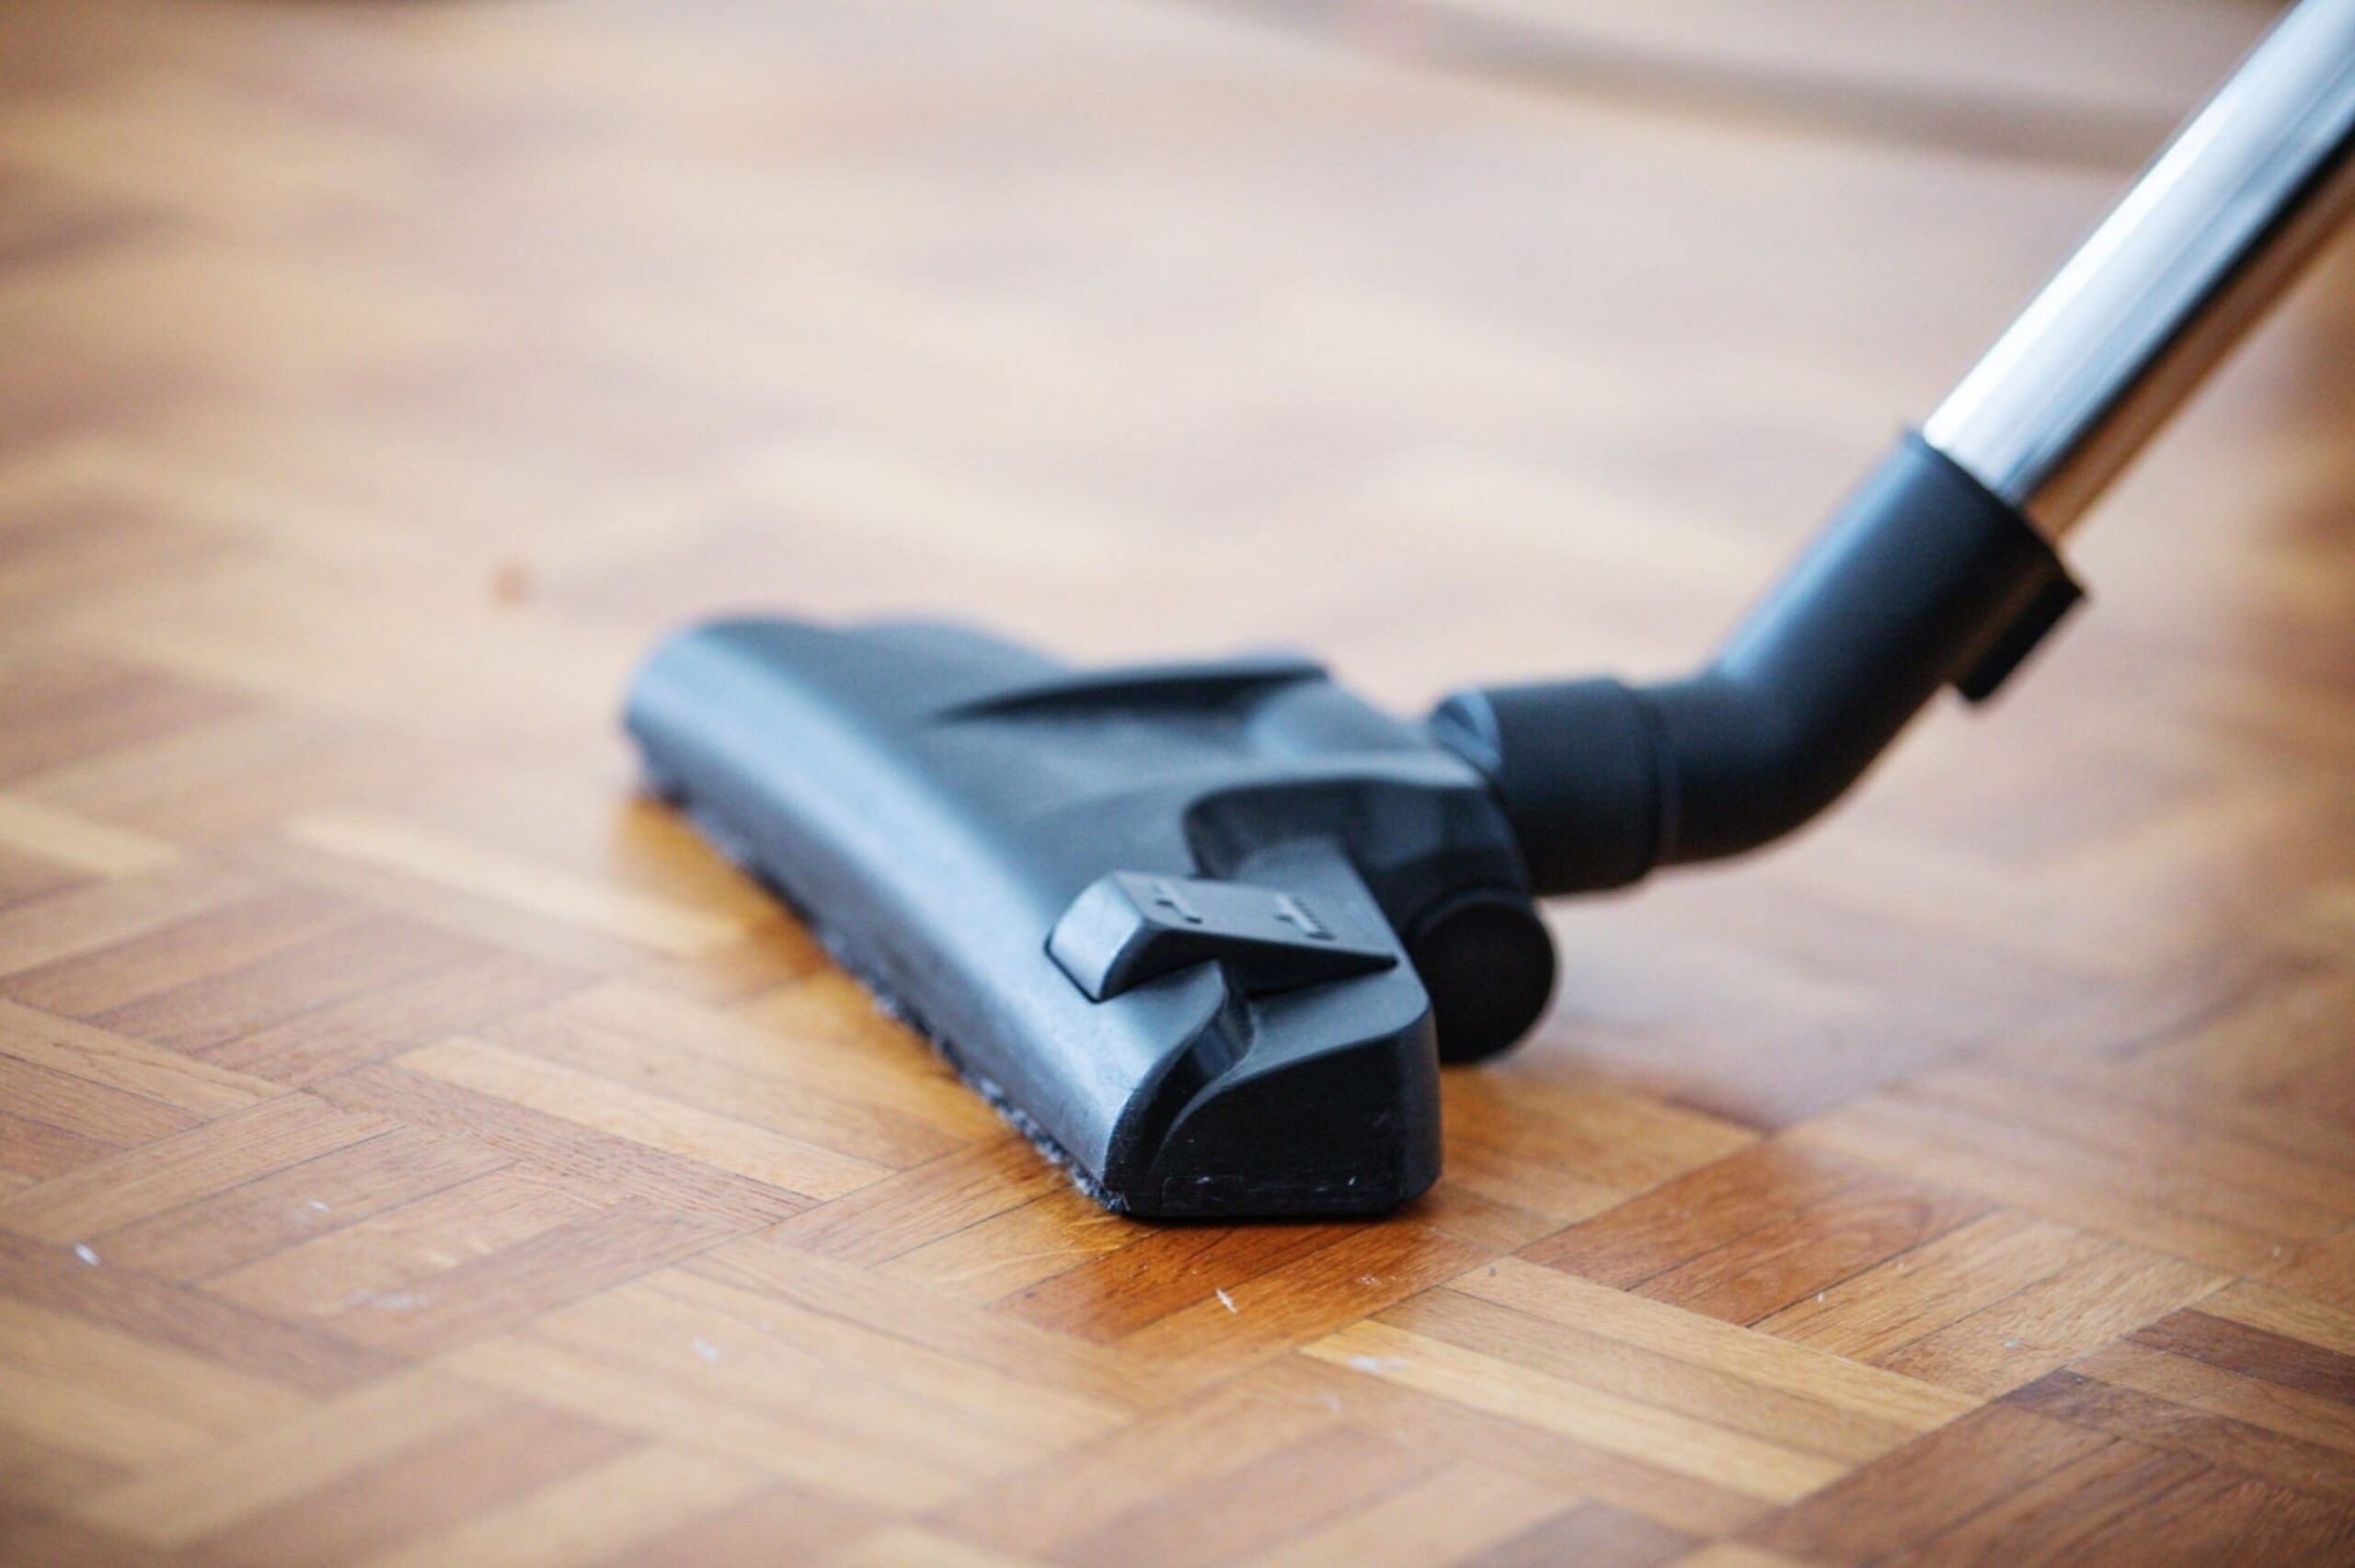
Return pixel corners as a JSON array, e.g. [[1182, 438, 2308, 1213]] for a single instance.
[[1431, 432, 2086, 897]]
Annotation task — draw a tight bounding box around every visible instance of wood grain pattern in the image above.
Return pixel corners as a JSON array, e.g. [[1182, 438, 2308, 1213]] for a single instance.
[[4, 0, 2354, 1561]]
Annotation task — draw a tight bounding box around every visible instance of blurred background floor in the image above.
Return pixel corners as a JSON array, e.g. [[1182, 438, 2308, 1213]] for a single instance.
[[4, 0, 2355, 1562]]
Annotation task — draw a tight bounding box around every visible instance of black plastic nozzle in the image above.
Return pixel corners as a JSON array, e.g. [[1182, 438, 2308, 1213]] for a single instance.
[[625, 621, 1562, 1218], [626, 437, 2084, 1219], [1431, 432, 2084, 896]]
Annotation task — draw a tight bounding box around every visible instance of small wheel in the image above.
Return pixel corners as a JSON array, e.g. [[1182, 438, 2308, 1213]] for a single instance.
[[1407, 888, 1557, 1064]]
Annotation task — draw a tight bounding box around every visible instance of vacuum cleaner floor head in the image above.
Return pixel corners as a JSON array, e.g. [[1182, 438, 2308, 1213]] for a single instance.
[[625, 619, 1556, 1219], [624, 0, 2355, 1219]]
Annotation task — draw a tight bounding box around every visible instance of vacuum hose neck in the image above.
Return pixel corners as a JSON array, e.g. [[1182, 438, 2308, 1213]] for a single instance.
[[1430, 435, 2078, 893], [1435, 0, 2355, 896]]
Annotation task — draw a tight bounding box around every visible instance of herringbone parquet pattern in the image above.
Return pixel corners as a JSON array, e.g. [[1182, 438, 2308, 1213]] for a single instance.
[[5, 1, 2355, 1562]]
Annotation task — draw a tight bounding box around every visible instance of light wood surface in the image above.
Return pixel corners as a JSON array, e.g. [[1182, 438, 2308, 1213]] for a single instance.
[[6, 0, 2355, 1562]]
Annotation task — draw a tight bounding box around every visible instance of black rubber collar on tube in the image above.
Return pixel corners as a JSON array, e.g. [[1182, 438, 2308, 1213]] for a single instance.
[[1430, 431, 2084, 897]]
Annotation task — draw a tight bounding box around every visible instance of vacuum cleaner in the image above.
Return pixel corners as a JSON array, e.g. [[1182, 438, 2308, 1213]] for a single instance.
[[626, 0, 2355, 1219]]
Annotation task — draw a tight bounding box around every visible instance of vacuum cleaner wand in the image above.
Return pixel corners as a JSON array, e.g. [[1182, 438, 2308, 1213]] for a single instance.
[[626, 0, 2355, 1219], [1435, 0, 2355, 897]]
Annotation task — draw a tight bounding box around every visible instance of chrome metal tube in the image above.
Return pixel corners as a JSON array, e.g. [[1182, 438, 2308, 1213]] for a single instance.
[[1923, 0, 2355, 538]]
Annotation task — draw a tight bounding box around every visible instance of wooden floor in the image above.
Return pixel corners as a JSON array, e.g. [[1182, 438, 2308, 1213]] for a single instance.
[[6, 0, 2355, 1562]]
